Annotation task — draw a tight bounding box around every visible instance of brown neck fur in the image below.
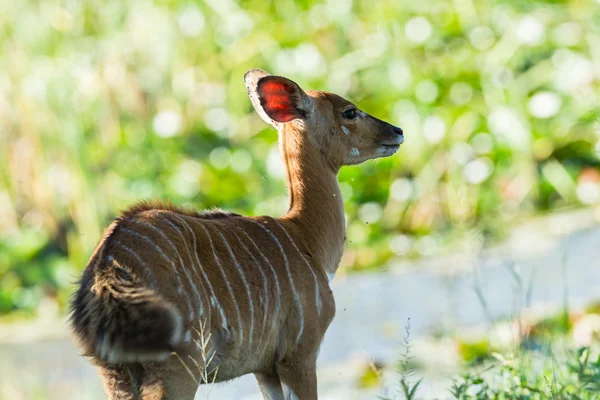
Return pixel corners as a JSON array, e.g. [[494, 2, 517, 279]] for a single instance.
[[279, 122, 345, 276]]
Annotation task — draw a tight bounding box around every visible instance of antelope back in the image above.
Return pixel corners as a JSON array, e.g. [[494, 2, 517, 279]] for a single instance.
[[72, 201, 334, 376]]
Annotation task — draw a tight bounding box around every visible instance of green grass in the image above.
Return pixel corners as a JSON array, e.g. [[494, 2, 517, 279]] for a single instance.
[[381, 322, 600, 400], [448, 347, 600, 400]]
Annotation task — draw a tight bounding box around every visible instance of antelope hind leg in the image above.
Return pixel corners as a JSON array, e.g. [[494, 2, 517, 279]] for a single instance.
[[97, 363, 143, 400], [156, 357, 200, 400]]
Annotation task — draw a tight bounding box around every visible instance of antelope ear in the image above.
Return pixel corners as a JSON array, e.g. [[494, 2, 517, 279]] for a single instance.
[[245, 69, 273, 125], [244, 69, 312, 126]]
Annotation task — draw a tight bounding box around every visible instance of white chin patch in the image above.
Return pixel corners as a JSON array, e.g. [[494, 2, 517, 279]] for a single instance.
[[351, 148, 360, 156], [376, 146, 399, 157]]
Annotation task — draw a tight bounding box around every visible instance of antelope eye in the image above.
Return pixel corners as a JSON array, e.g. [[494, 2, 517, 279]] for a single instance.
[[342, 109, 358, 120]]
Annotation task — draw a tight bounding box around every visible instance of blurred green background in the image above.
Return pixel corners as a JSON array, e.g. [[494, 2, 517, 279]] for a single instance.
[[0, 0, 599, 316]]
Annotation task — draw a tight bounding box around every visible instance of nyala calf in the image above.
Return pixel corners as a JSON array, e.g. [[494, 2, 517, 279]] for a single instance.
[[71, 69, 404, 399]]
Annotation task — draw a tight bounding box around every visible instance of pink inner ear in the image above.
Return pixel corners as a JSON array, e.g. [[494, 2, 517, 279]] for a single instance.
[[258, 80, 303, 123]]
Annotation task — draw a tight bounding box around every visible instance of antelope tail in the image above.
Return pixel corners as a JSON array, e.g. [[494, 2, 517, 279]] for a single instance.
[[70, 257, 183, 364]]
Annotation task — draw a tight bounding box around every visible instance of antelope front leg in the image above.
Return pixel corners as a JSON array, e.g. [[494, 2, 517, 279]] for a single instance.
[[275, 357, 318, 400], [255, 372, 284, 400]]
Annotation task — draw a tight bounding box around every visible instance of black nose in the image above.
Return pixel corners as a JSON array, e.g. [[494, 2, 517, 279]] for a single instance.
[[393, 126, 403, 136]]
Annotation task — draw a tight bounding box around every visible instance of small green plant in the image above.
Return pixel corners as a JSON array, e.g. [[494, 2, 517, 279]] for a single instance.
[[450, 373, 492, 400], [380, 318, 423, 400], [567, 347, 600, 394]]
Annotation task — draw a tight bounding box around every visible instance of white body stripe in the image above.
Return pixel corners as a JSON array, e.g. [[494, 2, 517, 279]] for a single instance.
[[120, 227, 194, 314], [172, 215, 229, 330], [248, 219, 304, 345], [236, 227, 281, 345], [272, 220, 322, 315], [158, 216, 206, 318], [217, 231, 255, 351], [140, 219, 204, 321], [116, 242, 159, 290], [231, 229, 270, 348], [195, 222, 244, 344]]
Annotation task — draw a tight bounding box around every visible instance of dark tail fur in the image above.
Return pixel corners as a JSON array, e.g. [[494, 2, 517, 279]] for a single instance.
[[70, 257, 183, 364]]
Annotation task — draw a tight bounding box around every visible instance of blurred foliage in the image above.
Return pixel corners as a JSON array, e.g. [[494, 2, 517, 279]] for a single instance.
[[457, 338, 494, 365], [1, 0, 600, 315]]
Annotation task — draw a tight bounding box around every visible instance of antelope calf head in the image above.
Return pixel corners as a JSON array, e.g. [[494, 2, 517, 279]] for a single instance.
[[245, 68, 404, 169], [70, 69, 403, 400]]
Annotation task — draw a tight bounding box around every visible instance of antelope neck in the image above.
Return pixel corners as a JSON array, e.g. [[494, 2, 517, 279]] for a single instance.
[[279, 123, 346, 276]]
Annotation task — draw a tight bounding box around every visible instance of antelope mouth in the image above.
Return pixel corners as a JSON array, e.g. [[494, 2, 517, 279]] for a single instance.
[[377, 143, 401, 156], [378, 134, 404, 147], [378, 136, 403, 152]]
